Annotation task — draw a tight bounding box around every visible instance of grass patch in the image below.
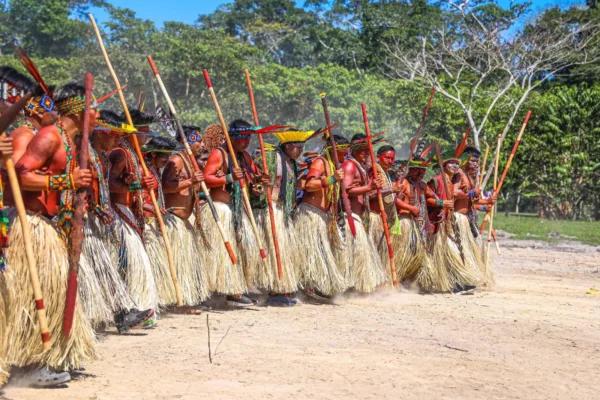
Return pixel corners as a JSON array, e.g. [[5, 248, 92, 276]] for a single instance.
[[490, 213, 600, 245]]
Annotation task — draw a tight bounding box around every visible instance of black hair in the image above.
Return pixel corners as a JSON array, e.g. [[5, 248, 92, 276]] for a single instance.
[[377, 145, 395, 155], [98, 110, 125, 126], [146, 136, 179, 152], [128, 108, 160, 126], [351, 133, 366, 143], [463, 146, 481, 158], [0, 66, 37, 93], [54, 82, 85, 102], [229, 119, 252, 131], [333, 134, 349, 145]]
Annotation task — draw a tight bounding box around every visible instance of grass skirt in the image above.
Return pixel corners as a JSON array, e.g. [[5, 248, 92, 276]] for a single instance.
[[293, 203, 347, 295], [114, 205, 158, 311], [454, 213, 487, 284], [0, 260, 9, 386], [254, 206, 300, 294], [368, 211, 401, 286], [478, 229, 496, 286], [164, 213, 210, 305], [200, 202, 247, 295], [80, 214, 135, 327], [144, 218, 176, 308], [1, 210, 98, 371], [342, 214, 386, 293], [431, 219, 481, 289]]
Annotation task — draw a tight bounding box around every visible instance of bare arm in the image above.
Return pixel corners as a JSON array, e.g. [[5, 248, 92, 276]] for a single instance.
[[162, 155, 192, 193], [15, 130, 61, 191], [108, 148, 131, 194], [305, 158, 326, 192]]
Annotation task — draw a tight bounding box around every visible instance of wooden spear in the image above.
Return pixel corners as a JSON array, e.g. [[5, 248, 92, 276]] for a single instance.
[[0, 94, 51, 350], [485, 135, 502, 284], [63, 72, 93, 337], [478, 143, 490, 189], [88, 14, 183, 306], [361, 103, 398, 287], [493, 111, 532, 197], [203, 69, 268, 262], [244, 69, 282, 279], [147, 56, 237, 265], [407, 88, 436, 166], [320, 94, 357, 238]]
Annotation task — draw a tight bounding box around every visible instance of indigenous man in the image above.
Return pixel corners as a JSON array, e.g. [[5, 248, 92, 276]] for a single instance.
[[454, 146, 496, 283], [296, 135, 347, 299], [252, 128, 318, 306], [340, 134, 386, 292], [395, 152, 452, 293], [428, 151, 480, 294], [203, 119, 268, 307], [109, 111, 158, 327], [367, 145, 403, 286], [2, 83, 98, 386], [79, 110, 153, 331], [162, 126, 210, 311]]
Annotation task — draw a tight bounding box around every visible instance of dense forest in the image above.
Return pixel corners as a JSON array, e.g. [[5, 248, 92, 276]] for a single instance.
[[1, 0, 599, 220]]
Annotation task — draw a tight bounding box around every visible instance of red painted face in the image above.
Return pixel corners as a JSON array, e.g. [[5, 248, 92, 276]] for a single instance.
[[377, 150, 395, 170], [408, 167, 426, 182]]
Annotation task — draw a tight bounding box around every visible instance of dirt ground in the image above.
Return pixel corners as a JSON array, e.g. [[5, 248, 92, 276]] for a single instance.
[[2, 238, 599, 400]]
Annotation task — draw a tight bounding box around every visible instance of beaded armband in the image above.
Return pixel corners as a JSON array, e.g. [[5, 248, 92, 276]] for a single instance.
[[225, 174, 234, 184], [436, 199, 444, 208], [320, 175, 337, 188], [47, 174, 74, 191], [128, 180, 142, 192], [468, 189, 476, 198], [481, 205, 487, 212]]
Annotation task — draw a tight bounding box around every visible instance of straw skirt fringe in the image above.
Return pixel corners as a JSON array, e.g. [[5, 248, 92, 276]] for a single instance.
[[368, 211, 400, 285], [114, 205, 158, 311], [431, 220, 481, 289], [254, 206, 299, 294], [341, 213, 386, 293], [293, 203, 347, 295], [164, 213, 209, 305], [144, 218, 176, 308], [1, 209, 98, 371], [454, 213, 488, 283], [80, 214, 135, 327], [0, 262, 9, 386], [200, 202, 247, 295]]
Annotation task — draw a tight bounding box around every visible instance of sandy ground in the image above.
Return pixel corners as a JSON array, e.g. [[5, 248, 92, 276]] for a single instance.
[[2, 238, 599, 400]]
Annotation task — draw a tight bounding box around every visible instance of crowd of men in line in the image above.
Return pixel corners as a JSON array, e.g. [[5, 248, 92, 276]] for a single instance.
[[0, 66, 495, 388]]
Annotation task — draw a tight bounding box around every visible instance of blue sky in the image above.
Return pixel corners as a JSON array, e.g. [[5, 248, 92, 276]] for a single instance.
[[91, 0, 576, 26]]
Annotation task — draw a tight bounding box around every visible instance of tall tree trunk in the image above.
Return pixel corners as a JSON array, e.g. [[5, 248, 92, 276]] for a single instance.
[[515, 191, 521, 214]]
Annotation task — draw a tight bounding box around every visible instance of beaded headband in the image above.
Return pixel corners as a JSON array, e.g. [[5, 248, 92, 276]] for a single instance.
[[25, 94, 55, 117], [1, 82, 25, 104], [55, 94, 97, 116]]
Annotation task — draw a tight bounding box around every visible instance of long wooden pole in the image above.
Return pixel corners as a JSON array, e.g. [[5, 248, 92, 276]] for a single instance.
[[320, 94, 356, 238], [0, 94, 51, 350], [485, 135, 502, 284], [88, 14, 183, 306], [244, 69, 282, 279], [407, 88, 436, 166], [478, 143, 490, 189], [63, 72, 93, 337], [147, 56, 237, 265], [361, 103, 397, 287], [203, 69, 268, 262], [493, 111, 532, 197]]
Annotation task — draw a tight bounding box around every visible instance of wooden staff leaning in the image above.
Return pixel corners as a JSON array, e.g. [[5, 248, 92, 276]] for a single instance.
[[63, 72, 94, 337], [0, 93, 52, 350], [361, 102, 398, 287], [203, 69, 269, 264], [147, 56, 237, 265], [244, 69, 282, 279], [88, 14, 183, 306]]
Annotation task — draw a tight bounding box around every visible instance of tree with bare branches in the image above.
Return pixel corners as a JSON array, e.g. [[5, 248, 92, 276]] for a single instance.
[[381, 0, 600, 162]]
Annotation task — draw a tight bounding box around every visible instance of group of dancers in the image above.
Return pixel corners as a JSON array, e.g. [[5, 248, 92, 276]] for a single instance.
[[0, 63, 496, 388]]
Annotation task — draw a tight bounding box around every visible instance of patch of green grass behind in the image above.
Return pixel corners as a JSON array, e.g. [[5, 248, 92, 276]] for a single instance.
[[489, 213, 600, 245]]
